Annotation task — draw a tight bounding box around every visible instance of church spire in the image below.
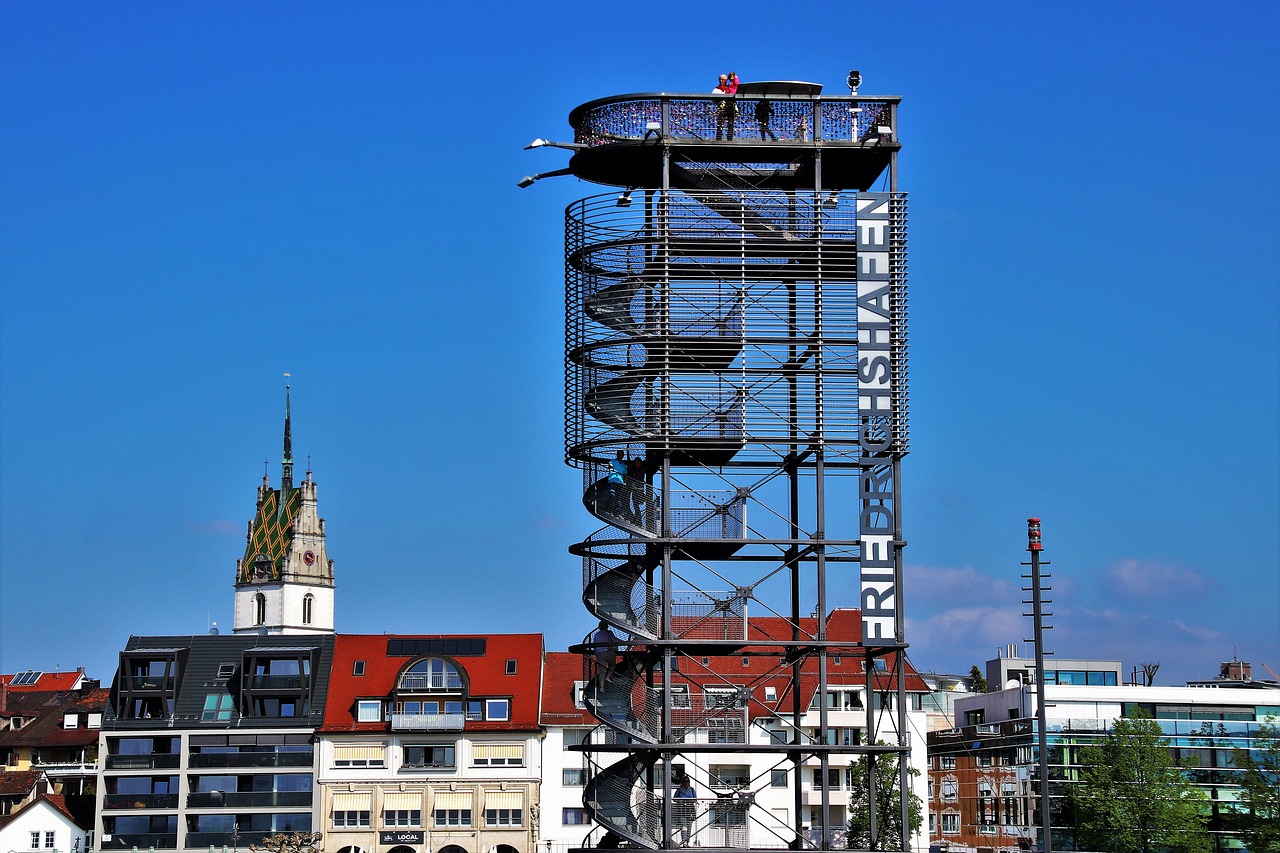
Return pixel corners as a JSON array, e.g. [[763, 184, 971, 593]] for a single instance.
[[281, 374, 293, 491]]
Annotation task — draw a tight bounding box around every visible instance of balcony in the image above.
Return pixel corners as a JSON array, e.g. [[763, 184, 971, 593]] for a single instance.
[[248, 674, 306, 690], [187, 791, 312, 808], [127, 676, 176, 691], [802, 788, 850, 807], [104, 793, 179, 810], [106, 754, 182, 770], [187, 751, 313, 769], [105, 834, 177, 849], [185, 832, 272, 848], [390, 713, 465, 732]]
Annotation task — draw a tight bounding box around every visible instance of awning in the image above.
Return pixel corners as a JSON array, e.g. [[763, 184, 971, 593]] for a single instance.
[[382, 792, 422, 811], [484, 791, 523, 810], [332, 792, 372, 811], [334, 745, 385, 762], [472, 744, 523, 761], [433, 791, 471, 810]]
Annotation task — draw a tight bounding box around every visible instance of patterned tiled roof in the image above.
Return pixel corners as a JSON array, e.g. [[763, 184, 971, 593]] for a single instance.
[[540, 651, 596, 726], [238, 487, 301, 583]]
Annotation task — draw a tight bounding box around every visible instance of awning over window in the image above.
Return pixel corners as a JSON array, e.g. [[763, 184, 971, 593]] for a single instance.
[[473, 744, 523, 760], [382, 792, 422, 811], [433, 791, 471, 810], [334, 745, 385, 762], [484, 791, 523, 810], [332, 792, 372, 812]]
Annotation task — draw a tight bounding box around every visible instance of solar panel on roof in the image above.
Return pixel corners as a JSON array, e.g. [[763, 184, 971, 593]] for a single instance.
[[386, 637, 486, 657], [11, 671, 42, 685]]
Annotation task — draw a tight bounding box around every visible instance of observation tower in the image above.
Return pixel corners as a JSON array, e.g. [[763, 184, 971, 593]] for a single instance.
[[525, 75, 913, 852]]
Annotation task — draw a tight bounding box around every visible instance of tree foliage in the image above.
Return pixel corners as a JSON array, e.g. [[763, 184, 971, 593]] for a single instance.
[[1068, 713, 1209, 853], [845, 746, 923, 851], [1231, 720, 1280, 853], [968, 664, 987, 694], [248, 832, 323, 853]]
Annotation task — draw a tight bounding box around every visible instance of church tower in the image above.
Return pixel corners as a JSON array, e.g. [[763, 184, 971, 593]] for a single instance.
[[233, 385, 335, 634]]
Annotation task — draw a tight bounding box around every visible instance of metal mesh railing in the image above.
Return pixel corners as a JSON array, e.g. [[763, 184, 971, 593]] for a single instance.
[[568, 94, 897, 146], [565, 190, 909, 463]]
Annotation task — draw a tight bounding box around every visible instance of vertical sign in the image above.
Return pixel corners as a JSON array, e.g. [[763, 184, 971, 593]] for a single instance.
[[856, 193, 897, 645]]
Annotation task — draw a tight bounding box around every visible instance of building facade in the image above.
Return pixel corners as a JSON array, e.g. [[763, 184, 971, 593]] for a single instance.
[[316, 634, 544, 853], [927, 655, 1279, 852]]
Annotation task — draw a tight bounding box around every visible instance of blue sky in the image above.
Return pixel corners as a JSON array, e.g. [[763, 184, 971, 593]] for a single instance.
[[2, 1, 1276, 689]]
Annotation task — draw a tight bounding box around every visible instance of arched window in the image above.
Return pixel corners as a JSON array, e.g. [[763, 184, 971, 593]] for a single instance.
[[254, 592, 267, 626], [438, 846, 468, 853], [400, 658, 465, 691], [302, 594, 314, 625]]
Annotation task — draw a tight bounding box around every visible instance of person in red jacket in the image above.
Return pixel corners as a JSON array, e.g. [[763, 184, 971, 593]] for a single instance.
[[713, 73, 738, 140]]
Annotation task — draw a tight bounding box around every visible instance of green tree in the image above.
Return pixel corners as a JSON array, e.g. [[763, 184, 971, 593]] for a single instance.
[[249, 832, 323, 853], [845, 746, 923, 850], [1231, 720, 1280, 853], [1068, 713, 1210, 853], [968, 664, 988, 694]]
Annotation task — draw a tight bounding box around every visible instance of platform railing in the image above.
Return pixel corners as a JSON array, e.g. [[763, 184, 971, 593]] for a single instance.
[[569, 93, 898, 147]]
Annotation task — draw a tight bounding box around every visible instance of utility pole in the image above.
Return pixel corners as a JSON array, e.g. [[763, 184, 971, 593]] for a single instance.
[[1023, 518, 1052, 853]]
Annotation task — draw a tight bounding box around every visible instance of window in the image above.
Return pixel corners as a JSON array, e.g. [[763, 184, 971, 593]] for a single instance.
[[911, 693, 924, 711], [763, 686, 777, 702], [562, 808, 586, 825], [742, 656, 750, 667], [333, 810, 371, 828], [254, 592, 267, 626], [941, 755, 956, 769], [710, 765, 750, 788], [400, 658, 464, 691], [302, 594, 314, 625], [87, 712, 102, 729], [333, 745, 386, 768], [403, 744, 455, 768], [485, 699, 511, 721], [352, 660, 366, 676], [383, 810, 421, 828], [563, 768, 587, 786], [707, 718, 745, 744], [941, 778, 958, 801], [505, 659, 517, 675], [941, 812, 959, 834], [928, 813, 935, 833], [434, 792, 471, 827], [928, 779, 935, 799], [64, 712, 78, 729], [201, 693, 234, 722], [965, 709, 985, 726], [704, 686, 745, 709], [30, 832, 40, 849], [485, 809, 522, 827], [217, 663, 236, 679], [671, 684, 691, 708], [484, 791, 524, 827], [356, 700, 382, 722], [472, 744, 524, 767]]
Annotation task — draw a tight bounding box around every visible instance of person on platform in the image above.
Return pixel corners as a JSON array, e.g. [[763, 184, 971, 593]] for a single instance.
[[713, 74, 736, 140], [674, 774, 698, 846]]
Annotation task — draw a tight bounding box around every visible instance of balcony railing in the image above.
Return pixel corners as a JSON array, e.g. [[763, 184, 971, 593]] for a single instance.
[[127, 676, 176, 690], [390, 713, 465, 732], [104, 793, 179, 810], [247, 674, 306, 690], [187, 791, 312, 808], [185, 832, 273, 848], [105, 834, 177, 849], [187, 751, 313, 769], [106, 754, 182, 770], [569, 93, 898, 148]]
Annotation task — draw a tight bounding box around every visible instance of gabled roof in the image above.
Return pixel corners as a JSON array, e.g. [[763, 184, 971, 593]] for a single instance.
[[0, 792, 86, 831], [321, 633, 544, 734], [0, 769, 43, 796], [540, 652, 597, 727], [0, 688, 109, 749]]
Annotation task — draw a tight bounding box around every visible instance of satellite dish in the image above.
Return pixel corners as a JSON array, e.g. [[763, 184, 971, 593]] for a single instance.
[[1005, 678, 1021, 690]]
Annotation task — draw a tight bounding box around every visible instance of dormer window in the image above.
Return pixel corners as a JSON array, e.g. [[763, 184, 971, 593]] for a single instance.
[[391, 658, 469, 732]]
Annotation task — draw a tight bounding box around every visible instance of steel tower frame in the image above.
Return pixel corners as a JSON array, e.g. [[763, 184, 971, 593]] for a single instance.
[[533, 85, 912, 852]]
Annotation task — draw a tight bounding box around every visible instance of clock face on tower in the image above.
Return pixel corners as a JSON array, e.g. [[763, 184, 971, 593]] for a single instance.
[[303, 550, 316, 566]]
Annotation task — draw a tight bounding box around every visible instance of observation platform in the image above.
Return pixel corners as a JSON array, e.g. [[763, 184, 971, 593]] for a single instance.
[[566, 85, 900, 190]]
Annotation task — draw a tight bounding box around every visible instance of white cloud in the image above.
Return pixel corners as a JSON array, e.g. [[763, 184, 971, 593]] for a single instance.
[[905, 563, 1017, 606], [1106, 557, 1216, 598]]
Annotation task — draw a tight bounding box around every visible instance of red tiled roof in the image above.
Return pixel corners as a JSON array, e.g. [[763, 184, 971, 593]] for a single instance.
[[1, 672, 85, 692], [0, 689, 108, 749], [0, 769, 43, 796], [540, 652, 597, 726], [320, 634, 543, 733]]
